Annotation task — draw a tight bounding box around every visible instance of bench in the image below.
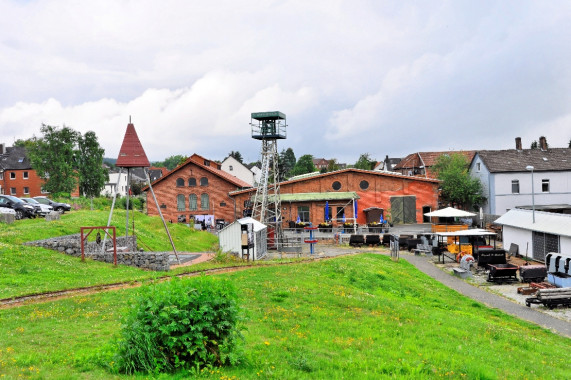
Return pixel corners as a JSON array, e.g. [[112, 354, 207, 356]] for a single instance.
[[414, 244, 433, 257], [526, 287, 571, 309], [453, 268, 470, 279]]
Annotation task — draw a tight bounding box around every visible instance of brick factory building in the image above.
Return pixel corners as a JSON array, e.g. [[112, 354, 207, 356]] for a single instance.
[[230, 168, 440, 227], [144, 154, 252, 224]]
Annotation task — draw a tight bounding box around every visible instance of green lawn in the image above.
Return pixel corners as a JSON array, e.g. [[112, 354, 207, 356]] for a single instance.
[[0, 209, 219, 299], [0, 254, 569, 379]]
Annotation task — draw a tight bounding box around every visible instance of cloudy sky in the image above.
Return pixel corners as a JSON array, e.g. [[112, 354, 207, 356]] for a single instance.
[[1, 0, 570, 164]]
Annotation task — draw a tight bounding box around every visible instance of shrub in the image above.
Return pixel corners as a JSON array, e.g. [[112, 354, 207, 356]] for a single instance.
[[117, 196, 143, 210], [114, 276, 242, 375]]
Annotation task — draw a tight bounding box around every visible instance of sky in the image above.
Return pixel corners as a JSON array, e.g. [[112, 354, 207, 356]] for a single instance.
[[1, 0, 570, 165]]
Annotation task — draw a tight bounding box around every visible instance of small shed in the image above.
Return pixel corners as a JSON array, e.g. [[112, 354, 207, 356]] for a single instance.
[[218, 217, 268, 260], [494, 209, 571, 262]]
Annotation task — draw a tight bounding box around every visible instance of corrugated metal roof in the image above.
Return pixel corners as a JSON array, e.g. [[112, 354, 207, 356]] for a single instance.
[[271, 192, 359, 202], [237, 217, 267, 232], [494, 209, 571, 238]]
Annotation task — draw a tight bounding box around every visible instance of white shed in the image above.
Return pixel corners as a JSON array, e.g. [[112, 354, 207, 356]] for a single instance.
[[218, 217, 268, 260], [494, 209, 571, 262]]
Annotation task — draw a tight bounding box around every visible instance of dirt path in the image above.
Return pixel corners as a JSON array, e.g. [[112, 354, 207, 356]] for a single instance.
[[0, 253, 344, 310]]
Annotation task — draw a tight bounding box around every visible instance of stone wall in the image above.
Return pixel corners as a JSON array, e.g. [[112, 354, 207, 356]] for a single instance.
[[24, 234, 170, 271]]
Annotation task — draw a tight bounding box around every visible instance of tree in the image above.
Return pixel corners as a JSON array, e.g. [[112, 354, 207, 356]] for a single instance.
[[568, 139, 571, 148], [326, 158, 340, 172], [291, 154, 316, 176], [77, 131, 108, 199], [354, 153, 376, 170], [27, 124, 80, 195], [432, 153, 486, 210], [153, 155, 188, 170], [278, 147, 296, 179], [228, 151, 243, 163], [530, 140, 538, 149]]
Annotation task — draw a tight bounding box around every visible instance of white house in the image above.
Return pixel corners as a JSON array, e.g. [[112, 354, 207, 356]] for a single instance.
[[218, 217, 267, 259], [102, 172, 129, 197], [221, 156, 255, 186], [494, 208, 571, 262], [469, 137, 571, 216]]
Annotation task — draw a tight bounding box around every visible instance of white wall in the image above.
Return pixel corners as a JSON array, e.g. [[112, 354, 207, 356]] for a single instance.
[[502, 225, 571, 260], [561, 236, 571, 255], [101, 172, 128, 197], [469, 155, 492, 214], [221, 157, 254, 186], [502, 226, 533, 258], [493, 171, 571, 214]]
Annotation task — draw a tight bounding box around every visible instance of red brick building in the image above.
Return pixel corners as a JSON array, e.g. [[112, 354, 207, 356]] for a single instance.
[[145, 154, 252, 224], [230, 168, 440, 227], [393, 151, 475, 178], [0, 145, 47, 197]]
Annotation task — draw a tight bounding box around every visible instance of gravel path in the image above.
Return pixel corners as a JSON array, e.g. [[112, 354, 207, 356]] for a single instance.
[[403, 252, 571, 338]]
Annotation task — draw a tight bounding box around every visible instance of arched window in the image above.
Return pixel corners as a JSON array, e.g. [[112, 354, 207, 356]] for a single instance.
[[201, 193, 210, 210], [188, 177, 197, 186], [189, 194, 197, 211], [176, 178, 184, 187], [200, 177, 209, 186], [177, 194, 185, 211]]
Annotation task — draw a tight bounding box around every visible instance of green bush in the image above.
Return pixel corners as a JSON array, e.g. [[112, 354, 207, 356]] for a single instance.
[[114, 276, 242, 375], [117, 196, 144, 210]]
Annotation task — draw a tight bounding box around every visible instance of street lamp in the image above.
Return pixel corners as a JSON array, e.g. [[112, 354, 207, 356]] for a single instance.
[[525, 165, 535, 223]]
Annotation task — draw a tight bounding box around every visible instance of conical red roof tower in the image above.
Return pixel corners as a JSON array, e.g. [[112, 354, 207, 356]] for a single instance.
[[116, 121, 150, 168]]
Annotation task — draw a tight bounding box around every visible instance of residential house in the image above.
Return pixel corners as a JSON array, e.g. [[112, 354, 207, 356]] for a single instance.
[[0, 144, 47, 197], [221, 156, 255, 186], [393, 151, 475, 178], [312, 158, 329, 170], [469, 137, 571, 216], [494, 208, 571, 262], [230, 168, 439, 227], [376, 155, 402, 172], [144, 153, 252, 224], [312, 158, 347, 171]]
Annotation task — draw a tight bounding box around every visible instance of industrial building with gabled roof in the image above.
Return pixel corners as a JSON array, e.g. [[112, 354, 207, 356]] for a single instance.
[[143, 153, 252, 224], [230, 168, 439, 228]]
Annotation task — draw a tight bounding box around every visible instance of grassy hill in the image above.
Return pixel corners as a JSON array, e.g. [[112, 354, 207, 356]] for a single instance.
[[0, 254, 569, 378], [0, 207, 569, 378], [0, 209, 219, 299]]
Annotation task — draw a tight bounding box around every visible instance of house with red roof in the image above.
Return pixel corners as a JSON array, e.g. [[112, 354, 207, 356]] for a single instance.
[[393, 151, 475, 178], [143, 153, 252, 224]]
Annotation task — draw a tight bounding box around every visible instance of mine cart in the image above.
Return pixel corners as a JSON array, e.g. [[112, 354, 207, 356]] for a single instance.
[[519, 265, 547, 283], [487, 263, 519, 284]]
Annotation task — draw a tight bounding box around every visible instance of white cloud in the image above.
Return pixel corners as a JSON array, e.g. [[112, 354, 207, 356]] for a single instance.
[[1, 1, 571, 164]]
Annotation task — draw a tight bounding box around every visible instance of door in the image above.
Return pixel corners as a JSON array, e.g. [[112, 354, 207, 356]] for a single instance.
[[390, 196, 417, 224], [532, 231, 560, 262]]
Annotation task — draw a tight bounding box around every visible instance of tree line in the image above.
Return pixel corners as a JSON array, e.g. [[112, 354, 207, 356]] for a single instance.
[[16, 124, 108, 198]]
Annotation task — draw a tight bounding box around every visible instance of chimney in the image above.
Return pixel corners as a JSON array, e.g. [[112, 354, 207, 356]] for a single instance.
[[515, 137, 522, 151], [539, 136, 547, 151]]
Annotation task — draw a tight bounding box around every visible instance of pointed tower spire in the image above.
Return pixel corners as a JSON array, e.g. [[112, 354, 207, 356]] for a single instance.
[[116, 120, 150, 168]]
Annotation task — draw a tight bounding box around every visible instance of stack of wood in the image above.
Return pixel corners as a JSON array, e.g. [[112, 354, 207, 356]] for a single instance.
[[526, 287, 571, 309]]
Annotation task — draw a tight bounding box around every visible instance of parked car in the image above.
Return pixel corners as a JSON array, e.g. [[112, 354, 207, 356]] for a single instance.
[[33, 196, 72, 213], [0, 195, 36, 219], [21, 197, 54, 217]]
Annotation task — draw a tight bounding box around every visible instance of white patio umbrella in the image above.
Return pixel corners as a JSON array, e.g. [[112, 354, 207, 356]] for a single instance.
[[424, 207, 476, 218]]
